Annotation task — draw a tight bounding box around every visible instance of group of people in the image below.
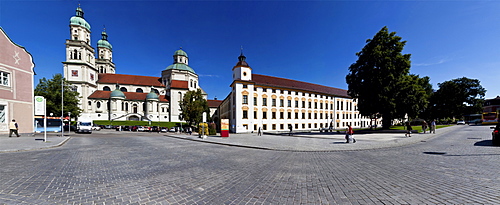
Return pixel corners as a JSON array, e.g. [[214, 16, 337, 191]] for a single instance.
[[405, 120, 436, 137]]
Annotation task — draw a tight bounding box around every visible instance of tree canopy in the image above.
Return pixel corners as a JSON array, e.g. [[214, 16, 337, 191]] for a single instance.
[[34, 73, 81, 118], [179, 89, 210, 126], [428, 77, 486, 119], [346, 26, 431, 128]]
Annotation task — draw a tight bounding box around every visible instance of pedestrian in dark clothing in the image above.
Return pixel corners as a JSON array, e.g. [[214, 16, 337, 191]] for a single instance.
[[258, 127, 262, 136], [405, 122, 412, 137]]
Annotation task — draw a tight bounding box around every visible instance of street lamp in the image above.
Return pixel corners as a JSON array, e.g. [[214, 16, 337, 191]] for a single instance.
[[68, 112, 71, 132]]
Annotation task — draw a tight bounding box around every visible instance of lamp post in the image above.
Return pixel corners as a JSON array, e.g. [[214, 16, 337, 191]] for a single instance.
[[61, 78, 64, 137], [68, 112, 71, 132]]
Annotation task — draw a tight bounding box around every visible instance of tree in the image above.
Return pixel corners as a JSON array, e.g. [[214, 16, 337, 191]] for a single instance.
[[346, 26, 424, 129], [430, 77, 486, 119], [179, 89, 209, 126], [34, 74, 81, 118], [394, 75, 433, 119]]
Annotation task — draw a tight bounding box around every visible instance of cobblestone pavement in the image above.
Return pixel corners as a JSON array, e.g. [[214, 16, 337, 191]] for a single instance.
[[0, 125, 499, 204]]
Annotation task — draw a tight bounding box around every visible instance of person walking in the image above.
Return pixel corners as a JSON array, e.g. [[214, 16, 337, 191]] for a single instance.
[[346, 125, 356, 143], [405, 122, 412, 137], [422, 120, 428, 134], [257, 127, 262, 136], [430, 120, 436, 134], [9, 119, 20, 137]]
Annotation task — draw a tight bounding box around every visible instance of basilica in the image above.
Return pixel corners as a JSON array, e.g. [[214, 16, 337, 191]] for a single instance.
[[63, 6, 209, 123]]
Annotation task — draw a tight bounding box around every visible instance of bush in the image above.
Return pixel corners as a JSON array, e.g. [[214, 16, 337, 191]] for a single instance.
[[208, 123, 217, 135]]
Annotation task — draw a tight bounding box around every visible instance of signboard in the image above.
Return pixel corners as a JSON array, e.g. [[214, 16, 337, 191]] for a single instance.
[[221, 119, 229, 137], [34, 96, 45, 115]]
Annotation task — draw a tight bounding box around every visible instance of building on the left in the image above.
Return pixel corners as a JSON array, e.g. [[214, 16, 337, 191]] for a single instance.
[[0, 27, 35, 135]]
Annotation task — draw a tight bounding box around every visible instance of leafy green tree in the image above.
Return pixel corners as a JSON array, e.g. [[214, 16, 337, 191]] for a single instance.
[[179, 89, 209, 126], [395, 75, 433, 119], [430, 77, 485, 119], [34, 73, 81, 118], [347, 26, 422, 128]]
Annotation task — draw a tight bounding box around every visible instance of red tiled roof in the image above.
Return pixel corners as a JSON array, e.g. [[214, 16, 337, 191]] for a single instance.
[[207, 100, 222, 108], [251, 74, 349, 98], [171, 80, 188, 89], [97, 73, 164, 87], [88, 90, 169, 102]]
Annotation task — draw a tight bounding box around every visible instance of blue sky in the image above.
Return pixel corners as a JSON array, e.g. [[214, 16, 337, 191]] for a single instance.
[[1, 0, 500, 100]]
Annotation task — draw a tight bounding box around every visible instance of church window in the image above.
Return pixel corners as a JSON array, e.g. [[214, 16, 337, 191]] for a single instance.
[[88, 101, 91, 106], [120, 87, 127, 92], [136, 88, 143, 93], [190, 80, 193, 87], [103, 86, 111, 91], [73, 49, 78, 59], [194, 81, 197, 88], [133, 104, 138, 113], [121, 102, 124, 111], [125, 102, 129, 111], [97, 102, 101, 109]]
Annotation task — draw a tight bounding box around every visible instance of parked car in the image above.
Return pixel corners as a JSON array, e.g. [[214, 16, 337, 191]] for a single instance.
[[130, 126, 138, 132], [92, 125, 101, 131], [491, 125, 500, 145], [457, 120, 466, 125], [169, 127, 176, 132], [63, 125, 77, 131], [160, 127, 168, 132], [137, 126, 145, 132]]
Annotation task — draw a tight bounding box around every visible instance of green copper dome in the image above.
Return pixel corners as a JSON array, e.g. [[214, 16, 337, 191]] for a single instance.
[[70, 7, 91, 31], [146, 91, 159, 100], [174, 49, 188, 57], [165, 63, 196, 74], [110, 89, 125, 98]]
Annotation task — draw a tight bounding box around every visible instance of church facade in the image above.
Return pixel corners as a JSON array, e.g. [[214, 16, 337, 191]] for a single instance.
[[63, 6, 206, 122]]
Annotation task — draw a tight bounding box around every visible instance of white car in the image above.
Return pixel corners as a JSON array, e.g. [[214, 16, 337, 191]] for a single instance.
[[457, 120, 466, 125], [91, 125, 101, 131], [137, 126, 145, 132]]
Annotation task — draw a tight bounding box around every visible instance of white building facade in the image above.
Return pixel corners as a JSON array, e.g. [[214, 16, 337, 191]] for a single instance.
[[219, 53, 381, 133]]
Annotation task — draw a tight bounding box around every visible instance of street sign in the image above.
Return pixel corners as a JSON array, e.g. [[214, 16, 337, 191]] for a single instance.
[[34, 96, 45, 115]]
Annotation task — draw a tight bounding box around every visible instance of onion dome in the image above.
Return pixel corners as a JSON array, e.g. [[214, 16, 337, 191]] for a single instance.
[[97, 31, 112, 50], [235, 51, 249, 67], [110, 84, 125, 99], [70, 7, 91, 31], [146, 89, 159, 100], [174, 49, 188, 57], [165, 64, 196, 73]]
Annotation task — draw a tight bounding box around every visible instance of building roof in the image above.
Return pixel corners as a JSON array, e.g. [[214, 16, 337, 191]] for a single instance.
[[170, 80, 189, 89], [88, 91, 168, 102], [251, 74, 349, 98], [97, 73, 164, 87], [165, 63, 196, 74], [207, 100, 222, 108]]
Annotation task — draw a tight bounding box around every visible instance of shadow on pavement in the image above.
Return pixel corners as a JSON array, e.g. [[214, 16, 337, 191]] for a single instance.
[[474, 140, 497, 147]]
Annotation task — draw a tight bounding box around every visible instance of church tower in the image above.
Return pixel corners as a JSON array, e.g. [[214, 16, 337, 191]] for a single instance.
[[95, 29, 115, 74], [63, 5, 97, 112], [232, 50, 252, 81]]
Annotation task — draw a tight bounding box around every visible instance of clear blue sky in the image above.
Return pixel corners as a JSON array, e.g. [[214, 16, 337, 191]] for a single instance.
[[2, 0, 500, 100]]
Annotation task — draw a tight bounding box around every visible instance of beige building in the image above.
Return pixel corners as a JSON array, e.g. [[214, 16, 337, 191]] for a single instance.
[[218, 52, 381, 133], [0, 27, 35, 135]]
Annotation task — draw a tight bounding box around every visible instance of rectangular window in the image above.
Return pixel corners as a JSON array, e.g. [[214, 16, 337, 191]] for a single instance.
[[287, 100, 291, 107], [320, 103, 323, 109], [308, 113, 311, 119], [302, 124, 305, 129], [263, 124, 267, 130], [243, 110, 248, 119], [243, 95, 248, 104], [243, 84, 247, 88], [254, 124, 257, 131], [272, 124, 276, 130], [314, 113, 317, 119], [0, 71, 10, 86], [320, 113, 323, 119], [295, 101, 299, 108], [287, 112, 291, 119], [308, 123, 312, 128], [280, 124, 284, 129], [295, 124, 299, 129], [302, 101, 305, 108], [272, 99, 276, 106], [263, 111, 267, 119], [254, 111, 257, 119], [308, 102, 311, 108], [302, 113, 305, 119], [272, 112, 276, 119], [254, 97, 257, 106], [280, 112, 284, 119], [280, 99, 284, 107], [272, 89, 276, 93], [263, 88, 267, 92], [262, 98, 267, 106], [314, 102, 318, 109]]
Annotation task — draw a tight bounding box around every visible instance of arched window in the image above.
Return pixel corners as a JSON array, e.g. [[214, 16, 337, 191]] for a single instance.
[[190, 80, 193, 87], [136, 88, 143, 93], [133, 104, 138, 113], [97, 101, 101, 108], [103, 86, 111, 91], [73, 49, 78, 59], [88, 101, 91, 106], [120, 87, 127, 92], [125, 102, 129, 111]]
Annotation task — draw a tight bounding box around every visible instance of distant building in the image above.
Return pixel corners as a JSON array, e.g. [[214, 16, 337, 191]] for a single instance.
[[218, 52, 379, 133], [62, 6, 207, 122], [0, 27, 35, 134]]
